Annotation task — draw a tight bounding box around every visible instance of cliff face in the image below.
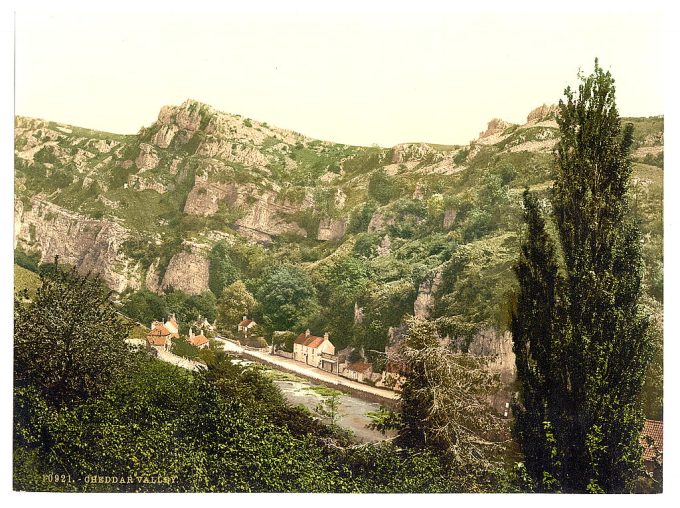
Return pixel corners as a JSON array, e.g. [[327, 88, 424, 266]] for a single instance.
[[161, 251, 210, 294], [466, 327, 516, 384], [14, 197, 141, 293], [414, 269, 443, 319]]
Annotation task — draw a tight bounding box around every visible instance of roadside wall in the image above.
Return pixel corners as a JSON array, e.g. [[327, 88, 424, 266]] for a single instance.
[[241, 350, 400, 410]]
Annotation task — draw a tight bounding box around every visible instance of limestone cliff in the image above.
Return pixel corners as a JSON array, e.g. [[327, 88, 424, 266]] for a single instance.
[[160, 251, 210, 294], [466, 327, 516, 384], [413, 269, 443, 319], [14, 197, 142, 293]]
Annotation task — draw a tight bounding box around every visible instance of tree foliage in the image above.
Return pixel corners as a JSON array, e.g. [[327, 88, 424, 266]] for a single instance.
[[121, 289, 168, 327], [254, 265, 318, 333], [208, 241, 239, 298], [367, 169, 395, 205], [511, 61, 653, 493], [215, 280, 257, 333], [396, 317, 507, 465], [14, 259, 133, 406]]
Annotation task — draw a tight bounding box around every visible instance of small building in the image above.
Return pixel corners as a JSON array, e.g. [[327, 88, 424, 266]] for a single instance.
[[238, 316, 257, 336], [194, 314, 216, 333], [188, 327, 209, 350], [293, 329, 336, 370], [146, 322, 173, 352], [342, 362, 372, 382], [641, 419, 663, 472], [164, 313, 180, 339]]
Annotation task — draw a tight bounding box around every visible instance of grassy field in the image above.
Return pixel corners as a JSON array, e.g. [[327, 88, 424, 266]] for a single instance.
[[14, 264, 40, 297]]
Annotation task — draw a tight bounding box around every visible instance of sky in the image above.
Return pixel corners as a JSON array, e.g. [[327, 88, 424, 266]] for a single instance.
[[14, 7, 665, 147]]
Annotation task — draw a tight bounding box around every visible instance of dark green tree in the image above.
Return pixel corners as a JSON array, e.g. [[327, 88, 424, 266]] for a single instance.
[[367, 169, 395, 205], [14, 259, 133, 406], [208, 241, 240, 298], [254, 265, 318, 333], [511, 61, 653, 493], [121, 289, 168, 326]]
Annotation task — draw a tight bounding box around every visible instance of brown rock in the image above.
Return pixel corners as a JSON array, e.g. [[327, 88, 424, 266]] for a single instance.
[[160, 251, 210, 294], [14, 197, 141, 293], [526, 104, 559, 123], [317, 218, 346, 241], [135, 143, 159, 171]]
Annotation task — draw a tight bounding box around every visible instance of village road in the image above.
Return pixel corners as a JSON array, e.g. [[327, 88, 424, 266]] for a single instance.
[[221, 342, 399, 402], [156, 349, 204, 371]]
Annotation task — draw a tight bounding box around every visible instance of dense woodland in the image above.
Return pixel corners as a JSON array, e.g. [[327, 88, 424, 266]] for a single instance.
[[14, 264, 522, 493]]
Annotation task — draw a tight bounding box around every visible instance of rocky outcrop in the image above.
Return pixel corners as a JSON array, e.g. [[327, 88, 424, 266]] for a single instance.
[[184, 180, 307, 241], [235, 196, 307, 242], [184, 181, 239, 216], [160, 251, 210, 294], [376, 235, 391, 257], [14, 197, 141, 293], [127, 175, 168, 194], [413, 269, 443, 319], [354, 302, 364, 325], [368, 210, 395, 233], [526, 104, 559, 123], [145, 258, 163, 293], [443, 208, 457, 229], [317, 218, 346, 241], [196, 138, 270, 167], [135, 143, 159, 171], [466, 327, 516, 384], [479, 118, 511, 139], [151, 124, 179, 148], [392, 143, 440, 164]]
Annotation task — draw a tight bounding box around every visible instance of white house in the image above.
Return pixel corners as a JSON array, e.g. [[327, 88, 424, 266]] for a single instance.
[[238, 316, 257, 335], [164, 313, 180, 339], [341, 362, 372, 382], [293, 329, 336, 371]]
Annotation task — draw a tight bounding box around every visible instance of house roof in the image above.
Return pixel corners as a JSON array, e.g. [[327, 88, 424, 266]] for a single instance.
[[641, 419, 663, 461], [147, 335, 169, 347], [295, 332, 327, 348], [346, 362, 371, 373], [239, 319, 254, 327], [190, 334, 209, 347], [147, 324, 171, 338]]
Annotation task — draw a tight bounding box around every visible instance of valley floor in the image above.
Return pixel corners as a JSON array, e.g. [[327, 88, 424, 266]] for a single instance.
[[214, 337, 400, 403]]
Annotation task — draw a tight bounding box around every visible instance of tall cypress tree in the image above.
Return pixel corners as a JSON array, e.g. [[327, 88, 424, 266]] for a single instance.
[[511, 61, 653, 493]]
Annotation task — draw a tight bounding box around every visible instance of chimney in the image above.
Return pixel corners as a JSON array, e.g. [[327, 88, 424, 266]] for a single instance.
[[243, 315, 247, 321], [189, 327, 194, 339], [199, 329, 203, 336], [323, 332, 329, 341], [305, 329, 310, 337]]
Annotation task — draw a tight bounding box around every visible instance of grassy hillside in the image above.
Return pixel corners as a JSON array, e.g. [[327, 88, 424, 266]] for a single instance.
[[14, 264, 40, 297]]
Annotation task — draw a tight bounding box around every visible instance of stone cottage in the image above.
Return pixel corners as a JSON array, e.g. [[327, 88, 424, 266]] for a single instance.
[[293, 329, 337, 371], [188, 327, 209, 350], [146, 321, 173, 352]]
